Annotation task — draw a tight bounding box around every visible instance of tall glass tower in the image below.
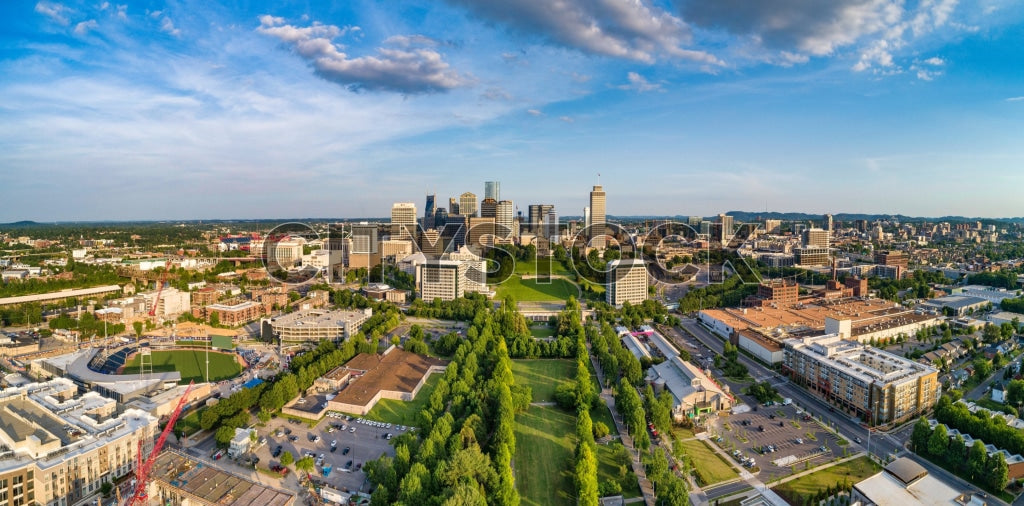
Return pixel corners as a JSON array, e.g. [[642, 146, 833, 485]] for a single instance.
[[484, 181, 500, 201]]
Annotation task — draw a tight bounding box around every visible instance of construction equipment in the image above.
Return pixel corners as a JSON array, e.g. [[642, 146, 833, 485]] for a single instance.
[[147, 259, 174, 317], [124, 380, 195, 506]]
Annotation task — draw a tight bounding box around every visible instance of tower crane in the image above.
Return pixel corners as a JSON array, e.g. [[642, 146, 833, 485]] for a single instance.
[[148, 259, 174, 317], [124, 380, 195, 506]]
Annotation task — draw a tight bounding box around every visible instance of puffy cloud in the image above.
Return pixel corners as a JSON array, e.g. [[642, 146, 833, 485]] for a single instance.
[[257, 16, 469, 93], [444, 0, 721, 64], [35, 1, 71, 25], [526, 109, 543, 116], [682, 0, 902, 56], [73, 19, 98, 35], [618, 72, 662, 92], [923, 56, 945, 65], [160, 17, 180, 36]]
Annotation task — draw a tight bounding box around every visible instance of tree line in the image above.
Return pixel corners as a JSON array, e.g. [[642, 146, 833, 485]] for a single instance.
[[933, 395, 1024, 460], [911, 417, 1009, 492]]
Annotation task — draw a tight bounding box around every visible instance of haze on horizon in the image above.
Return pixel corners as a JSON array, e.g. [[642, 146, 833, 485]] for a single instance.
[[2, 0, 1023, 222]]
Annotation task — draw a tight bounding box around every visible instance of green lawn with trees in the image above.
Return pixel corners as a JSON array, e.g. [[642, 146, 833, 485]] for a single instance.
[[494, 275, 578, 302], [674, 439, 738, 486], [771, 456, 880, 505], [514, 406, 577, 506], [363, 373, 442, 425], [121, 349, 242, 383], [512, 359, 575, 403]]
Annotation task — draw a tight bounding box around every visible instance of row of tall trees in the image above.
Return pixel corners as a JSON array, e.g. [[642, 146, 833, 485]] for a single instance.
[[911, 418, 1009, 491], [934, 396, 1024, 457], [365, 304, 523, 505]]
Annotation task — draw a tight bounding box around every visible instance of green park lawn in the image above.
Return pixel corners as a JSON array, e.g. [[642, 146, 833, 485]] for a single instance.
[[676, 439, 739, 486], [515, 405, 577, 506], [494, 275, 578, 302], [529, 326, 557, 338], [514, 256, 572, 276], [363, 373, 442, 425], [771, 456, 881, 505], [512, 359, 575, 403], [121, 349, 242, 383]]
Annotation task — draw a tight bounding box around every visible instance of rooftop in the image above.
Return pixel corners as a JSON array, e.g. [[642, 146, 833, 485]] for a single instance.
[[151, 451, 294, 506], [269, 308, 371, 329], [854, 457, 963, 505], [333, 349, 447, 406]]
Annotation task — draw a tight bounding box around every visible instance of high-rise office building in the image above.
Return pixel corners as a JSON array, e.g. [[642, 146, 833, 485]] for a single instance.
[[419, 229, 444, 258], [543, 210, 559, 242], [803, 227, 830, 248], [607, 258, 647, 306], [717, 214, 733, 244], [442, 215, 467, 249], [480, 198, 497, 218], [467, 216, 495, 247], [687, 216, 702, 227], [434, 207, 448, 229], [459, 192, 478, 218], [496, 200, 514, 239], [590, 185, 606, 248], [528, 204, 554, 233], [417, 260, 467, 301], [449, 197, 460, 216], [584, 206, 591, 233], [424, 194, 436, 229], [823, 213, 834, 233], [350, 223, 378, 254], [391, 202, 417, 240], [484, 181, 500, 201]]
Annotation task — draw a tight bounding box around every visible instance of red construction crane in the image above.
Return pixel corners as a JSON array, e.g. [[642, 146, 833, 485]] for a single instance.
[[148, 259, 174, 317], [125, 380, 195, 506]]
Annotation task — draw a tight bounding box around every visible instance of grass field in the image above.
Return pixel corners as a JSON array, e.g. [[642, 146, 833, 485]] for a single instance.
[[515, 405, 576, 506], [494, 275, 578, 302], [513, 359, 575, 403], [529, 326, 557, 338], [121, 349, 242, 383], [364, 373, 442, 425], [771, 456, 881, 504], [514, 256, 572, 276], [676, 439, 739, 486]]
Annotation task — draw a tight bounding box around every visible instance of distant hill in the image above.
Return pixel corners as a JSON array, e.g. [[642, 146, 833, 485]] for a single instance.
[[0, 220, 40, 227]]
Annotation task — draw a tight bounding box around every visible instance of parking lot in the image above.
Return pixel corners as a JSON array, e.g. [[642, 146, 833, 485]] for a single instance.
[[254, 413, 404, 495], [711, 403, 848, 481]]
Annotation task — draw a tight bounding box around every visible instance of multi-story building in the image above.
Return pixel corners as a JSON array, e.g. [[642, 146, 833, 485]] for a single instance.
[[756, 280, 799, 306], [607, 258, 647, 307], [417, 260, 467, 302], [717, 214, 734, 244], [803, 227, 830, 248], [0, 378, 158, 506], [262, 308, 372, 342], [528, 204, 554, 234], [418, 229, 444, 257], [484, 181, 500, 201], [448, 197, 459, 216], [590, 185, 606, 249], [197, 300, 264, 326], [148, 451, 294, 506], [496, 200, 515, 239], [781, 334, 940, 424], [423, 194, 435, 230], [467, 217, 495, 247], [459, 192, 477, 218], [796, 246, 830, 266], [875, 250, 908, 270], [479, 198, 497, 218], [823, 213, 834, 233], [391, 203, 417, 240], [379, 239, 413, 261]]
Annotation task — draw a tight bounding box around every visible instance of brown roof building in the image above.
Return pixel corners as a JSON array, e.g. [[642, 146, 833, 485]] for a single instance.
[[327, 348, 448, 415]]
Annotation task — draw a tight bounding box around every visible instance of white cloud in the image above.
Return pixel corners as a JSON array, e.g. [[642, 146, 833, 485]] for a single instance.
[[160, 17, 180, 36], [1005, 96, 1024, 102], [115, 4, 127, 20], [257, 16, 470, 93], [35, 1, 71, 25], [526, 109, 542, 116], [923, 56, 945, 65], [73, 19, 98, 36], [559, 115, 574, 123], [445, 0, 722, 65], [618, 72, 662, 92]]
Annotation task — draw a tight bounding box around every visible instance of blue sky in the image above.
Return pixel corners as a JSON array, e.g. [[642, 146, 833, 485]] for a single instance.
[[1, 0, 1023, 221]]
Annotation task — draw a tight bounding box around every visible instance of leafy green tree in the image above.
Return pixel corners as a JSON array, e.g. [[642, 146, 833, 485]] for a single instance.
[[576, 443, 599, 506], [295, 455, 315, 473], [132, 321, 143, 338], [279, 451, 293, 466], [911, 417, 932, 453], [968, 440, 988, 480], [989, 451, 1010, 491], [928, 423, 949, 457]]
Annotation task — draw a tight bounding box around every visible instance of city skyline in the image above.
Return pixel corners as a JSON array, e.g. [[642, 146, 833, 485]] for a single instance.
[[2, 1, 1024, 221]]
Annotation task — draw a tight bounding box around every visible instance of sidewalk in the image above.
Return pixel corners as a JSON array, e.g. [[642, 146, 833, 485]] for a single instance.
[[588, 344, 656, 506], [697, 433, 789, 506]]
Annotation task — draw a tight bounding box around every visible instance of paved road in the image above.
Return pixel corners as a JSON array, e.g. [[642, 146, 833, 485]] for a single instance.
[[673, 318, 1006, 504]]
